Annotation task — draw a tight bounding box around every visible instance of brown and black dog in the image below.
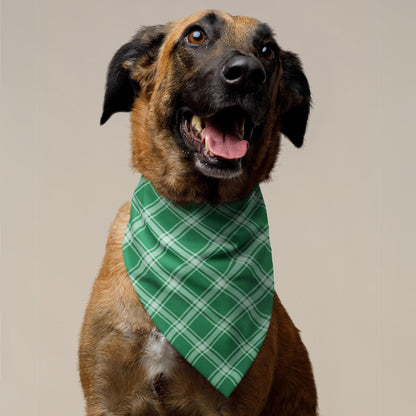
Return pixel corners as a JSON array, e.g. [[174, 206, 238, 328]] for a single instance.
[[79, 10, 317, 416]]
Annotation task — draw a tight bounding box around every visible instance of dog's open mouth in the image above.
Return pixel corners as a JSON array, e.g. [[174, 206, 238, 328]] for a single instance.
[[178, 107, 255, 179]]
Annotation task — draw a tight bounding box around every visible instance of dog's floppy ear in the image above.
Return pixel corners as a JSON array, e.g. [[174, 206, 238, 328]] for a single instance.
[[100, 25, 166, 125], [278, 51, 311, 148]]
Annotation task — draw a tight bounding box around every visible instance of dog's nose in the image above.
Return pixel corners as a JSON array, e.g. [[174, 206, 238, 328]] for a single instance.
[[221, 55, 266, 91]]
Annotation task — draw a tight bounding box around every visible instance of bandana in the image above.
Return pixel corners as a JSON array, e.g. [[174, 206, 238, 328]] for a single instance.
[[123, 177, 274, 397]]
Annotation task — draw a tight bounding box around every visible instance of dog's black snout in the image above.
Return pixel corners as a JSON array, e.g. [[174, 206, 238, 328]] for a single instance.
[[221, 55, 266, 91]]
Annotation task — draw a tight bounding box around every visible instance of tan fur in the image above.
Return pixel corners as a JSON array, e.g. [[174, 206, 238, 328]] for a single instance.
[[80, 10, 317, 416]]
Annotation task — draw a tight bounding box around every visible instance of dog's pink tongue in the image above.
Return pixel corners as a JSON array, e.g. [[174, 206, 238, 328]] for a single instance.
[[203, 123, 248, 160]]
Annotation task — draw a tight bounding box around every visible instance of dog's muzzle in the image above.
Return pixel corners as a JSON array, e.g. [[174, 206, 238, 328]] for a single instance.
[[175, 52, 270, 180]]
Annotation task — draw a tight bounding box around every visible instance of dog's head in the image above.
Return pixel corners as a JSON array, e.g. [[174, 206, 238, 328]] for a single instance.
[[101, 10, 310, 203]]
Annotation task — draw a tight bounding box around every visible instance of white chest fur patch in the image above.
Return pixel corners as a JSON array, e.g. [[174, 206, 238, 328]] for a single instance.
[[141, 328, 177, 382]]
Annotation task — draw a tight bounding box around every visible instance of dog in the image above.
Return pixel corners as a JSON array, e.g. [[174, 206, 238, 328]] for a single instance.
[[79, 10, 317, 416]]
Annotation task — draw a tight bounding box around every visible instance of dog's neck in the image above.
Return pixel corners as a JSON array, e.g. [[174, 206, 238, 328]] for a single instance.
[[139, 172, 253, 205]]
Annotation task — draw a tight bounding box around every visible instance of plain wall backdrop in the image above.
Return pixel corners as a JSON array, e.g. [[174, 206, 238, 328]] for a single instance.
[[1, 0, 415, 415]]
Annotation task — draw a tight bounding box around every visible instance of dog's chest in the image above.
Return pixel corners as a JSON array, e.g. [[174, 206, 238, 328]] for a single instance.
[[141, 328, 178, 381]]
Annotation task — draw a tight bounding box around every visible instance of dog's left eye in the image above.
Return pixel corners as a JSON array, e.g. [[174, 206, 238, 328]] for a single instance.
[[186, 30, 206, 45], [260, 44, 276, 61]]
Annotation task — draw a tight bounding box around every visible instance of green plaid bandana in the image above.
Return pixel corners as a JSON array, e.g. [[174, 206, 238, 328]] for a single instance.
[[123, 177, 274, 397]]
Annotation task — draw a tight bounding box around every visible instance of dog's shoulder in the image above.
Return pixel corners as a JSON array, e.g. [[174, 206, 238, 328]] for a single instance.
[[85, 200, 155, 333], [106, 201, 131, 251]]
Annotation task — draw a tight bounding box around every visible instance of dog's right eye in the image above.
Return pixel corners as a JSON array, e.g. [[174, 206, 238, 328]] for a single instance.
[[186, 30, 206, 45], [260, 44, 276, 61]]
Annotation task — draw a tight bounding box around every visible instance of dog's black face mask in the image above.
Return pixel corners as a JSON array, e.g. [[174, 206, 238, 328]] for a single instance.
[[100, 10, 310, 191], [166, 13, 281, 179]]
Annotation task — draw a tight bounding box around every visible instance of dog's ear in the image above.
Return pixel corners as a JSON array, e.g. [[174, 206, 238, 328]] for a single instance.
[[278, 51, 311, 148], [100, 25, 166, 125]]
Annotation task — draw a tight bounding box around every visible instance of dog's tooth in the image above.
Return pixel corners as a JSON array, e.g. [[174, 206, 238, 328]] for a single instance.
[[239, 119, 245, 137], [205, 140, 214, 157], [191, 115, 203, 132], [204, 138, 215, 157]]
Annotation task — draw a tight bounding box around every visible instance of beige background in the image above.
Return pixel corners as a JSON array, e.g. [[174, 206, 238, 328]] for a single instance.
[[1, 0, 415, 415]]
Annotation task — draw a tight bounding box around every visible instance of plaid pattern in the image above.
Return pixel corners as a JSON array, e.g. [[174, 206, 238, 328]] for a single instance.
[[123, 177, 274, 397]]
